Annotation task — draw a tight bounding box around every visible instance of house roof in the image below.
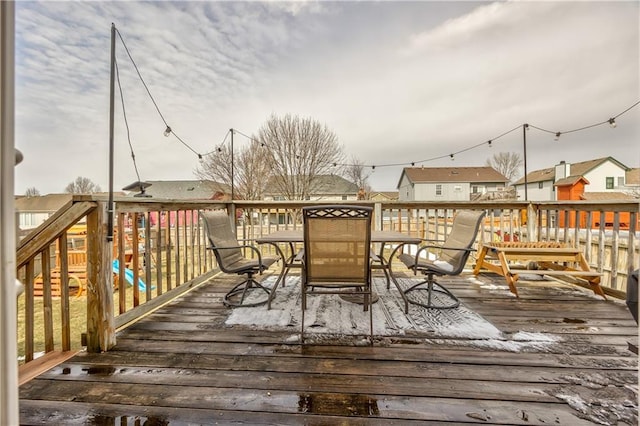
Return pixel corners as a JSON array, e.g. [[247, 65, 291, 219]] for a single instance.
[[579, 192, 637, 201], [554, 176, 590, 187], [134, 180, 229, 200], [626, 168, 640, 186], [370, 191, 399, 200], [398, 167, 509, 188], [513, 156, 629, 185], [314, 175, 359, 194], [264, 175, 359, 196], [512, 167, 555, 185], [14, 193, 72, 212]]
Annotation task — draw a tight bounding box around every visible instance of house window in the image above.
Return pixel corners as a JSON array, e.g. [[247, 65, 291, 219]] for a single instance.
[[472, 186, 479, 193], [341, 195, 347, 200], [606, 177, 614, 189], [618, 176, 625, 187], [435, 184, 442, 196], [538, 182, 543, 189]]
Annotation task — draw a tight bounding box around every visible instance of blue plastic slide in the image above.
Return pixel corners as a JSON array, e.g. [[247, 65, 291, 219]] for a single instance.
[[112, 259, 151, 291]]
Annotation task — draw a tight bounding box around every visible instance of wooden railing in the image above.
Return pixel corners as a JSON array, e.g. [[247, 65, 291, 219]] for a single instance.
[[15, 197, 226, 371], [15, 197, 638, 373], [233, 200, 638, 294]]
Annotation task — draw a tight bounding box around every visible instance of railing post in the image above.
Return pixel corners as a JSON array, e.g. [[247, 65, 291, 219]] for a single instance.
[[527, 203, 537, 242], [86, 200, 115, 352], [373, 202, 382, 232]]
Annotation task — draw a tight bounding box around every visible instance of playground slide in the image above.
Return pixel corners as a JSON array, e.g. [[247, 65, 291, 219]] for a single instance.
[[112, 259, 150, 291]]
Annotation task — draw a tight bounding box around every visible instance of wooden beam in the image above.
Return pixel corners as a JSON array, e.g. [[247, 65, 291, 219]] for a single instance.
[[18, 350, 78, 386], [16, 201, 97, 267], [86, 201, 115, 353]]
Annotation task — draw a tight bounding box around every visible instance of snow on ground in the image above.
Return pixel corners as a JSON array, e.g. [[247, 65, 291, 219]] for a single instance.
[[225, 275, 561, 352]]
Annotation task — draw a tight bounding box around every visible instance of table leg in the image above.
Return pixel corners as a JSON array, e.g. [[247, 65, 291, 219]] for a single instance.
[[259, 242, 288, 310]]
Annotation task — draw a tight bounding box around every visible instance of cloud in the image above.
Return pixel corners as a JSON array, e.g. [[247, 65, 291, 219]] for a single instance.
[[12, 1, 640, 194]]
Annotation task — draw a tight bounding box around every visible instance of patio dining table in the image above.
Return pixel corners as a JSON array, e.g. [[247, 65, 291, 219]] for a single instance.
[[256, 229, 421, 308]]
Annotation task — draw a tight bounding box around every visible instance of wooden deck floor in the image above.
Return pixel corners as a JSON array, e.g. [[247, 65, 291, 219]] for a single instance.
[[19, 271, 638, 425]]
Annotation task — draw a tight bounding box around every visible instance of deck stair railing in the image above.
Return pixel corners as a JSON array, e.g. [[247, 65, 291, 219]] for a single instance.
[[15, 196, 226, 375]]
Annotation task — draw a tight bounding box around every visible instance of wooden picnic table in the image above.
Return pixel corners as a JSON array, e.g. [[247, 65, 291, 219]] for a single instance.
[[472, 241, 606, 299]]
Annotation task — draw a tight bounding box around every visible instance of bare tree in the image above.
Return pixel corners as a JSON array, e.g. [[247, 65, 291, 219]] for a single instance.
[[258, 114, 345, 200], [486, 152, 523, 182], [195, 136, 272, 201], [344, 156, 371, 198], [24, 187, 40, 197], [64, 176, 101, 194]]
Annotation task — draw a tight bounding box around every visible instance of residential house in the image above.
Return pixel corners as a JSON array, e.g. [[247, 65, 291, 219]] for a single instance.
[[126, 180, 229, 200], [262, 175, 359, 225], [15, 193, 73, 232], [123, 180, 229, 228], [512, 157, 631, 201], [623, 168, 640, 196], [396, 167, 509, 202], [262, 175, 359, 201]]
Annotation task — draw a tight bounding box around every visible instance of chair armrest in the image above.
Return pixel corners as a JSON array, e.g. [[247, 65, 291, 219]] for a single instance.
[[208, 244, 268, 271]]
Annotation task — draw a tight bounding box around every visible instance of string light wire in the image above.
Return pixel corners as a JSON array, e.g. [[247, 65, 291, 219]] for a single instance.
[[116, 28, 199, 157], [113, 26, 640, 172], [114, 55, 142, 183]]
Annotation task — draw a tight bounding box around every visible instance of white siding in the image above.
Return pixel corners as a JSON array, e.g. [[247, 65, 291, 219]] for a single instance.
[[412, 182, 471, 201], [584, 161, 627, 191], [398, 174, 414, 201], [515, 180, 555, 201], [18, 212, 50, 230]]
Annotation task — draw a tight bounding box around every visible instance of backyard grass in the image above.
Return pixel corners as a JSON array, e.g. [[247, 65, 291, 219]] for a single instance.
[[16, 281, 172, 363]]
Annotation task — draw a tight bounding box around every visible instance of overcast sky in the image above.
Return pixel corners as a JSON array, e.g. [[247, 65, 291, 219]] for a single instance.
[[13, 1, 640, 195]]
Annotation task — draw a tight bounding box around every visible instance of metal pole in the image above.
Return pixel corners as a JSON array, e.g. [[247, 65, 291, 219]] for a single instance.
[[230, 128, 234, 201], [523, 123, 528, 201], [0, 2, 19, 422], [107, 23, 115, 242]]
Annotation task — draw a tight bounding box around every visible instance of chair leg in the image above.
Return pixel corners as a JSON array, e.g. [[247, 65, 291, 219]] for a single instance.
[[403, 273, 460, 310], [301, 291, 306, 346], [368, 291, 374, 346], [223, 274, 271, 308]]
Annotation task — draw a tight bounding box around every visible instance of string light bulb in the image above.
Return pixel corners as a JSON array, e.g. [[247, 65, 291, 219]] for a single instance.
[[450, 154, 454, 161], [554, 132, 561, 141], [487, 140, 492, 147], [608, 118, 617, 128], [163, 126, 171, 137]]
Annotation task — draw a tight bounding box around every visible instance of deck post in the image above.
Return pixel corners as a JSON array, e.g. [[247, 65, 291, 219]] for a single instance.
[[86, 199, 115, 352], [527, 203, 537, 242], [0, 2, 19, 422]]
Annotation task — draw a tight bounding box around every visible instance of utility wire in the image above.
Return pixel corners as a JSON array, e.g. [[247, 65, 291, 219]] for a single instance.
[[114, 56, 142, 183]]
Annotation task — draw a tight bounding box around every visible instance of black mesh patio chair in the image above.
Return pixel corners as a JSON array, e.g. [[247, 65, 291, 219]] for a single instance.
[[201, 210, 278, 308], [389, 210, 486, 312]]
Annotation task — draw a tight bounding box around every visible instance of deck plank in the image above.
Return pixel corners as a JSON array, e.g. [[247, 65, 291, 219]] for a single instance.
[[19, 273, 638, 425]]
